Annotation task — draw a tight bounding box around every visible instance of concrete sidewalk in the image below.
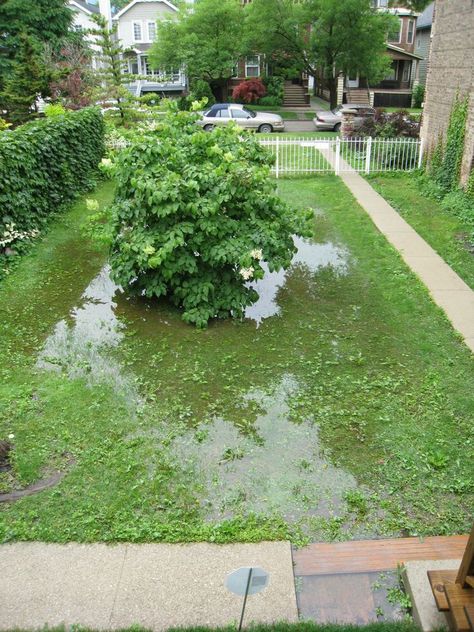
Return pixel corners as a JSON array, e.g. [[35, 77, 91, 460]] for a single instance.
[[318, 143, 474, 354], [341, 172, 474, 353], [0, 542, 298, 631]]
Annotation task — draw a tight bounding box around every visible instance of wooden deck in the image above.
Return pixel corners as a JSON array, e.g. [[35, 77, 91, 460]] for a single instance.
[[293, 535, 469, 576], [293, 535, 468, 625]]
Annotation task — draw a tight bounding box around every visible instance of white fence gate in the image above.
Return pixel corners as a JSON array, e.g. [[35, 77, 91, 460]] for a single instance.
[[258, 137, 423, 177]]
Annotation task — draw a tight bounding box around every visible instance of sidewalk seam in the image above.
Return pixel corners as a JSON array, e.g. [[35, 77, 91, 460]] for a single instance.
[[109, 545, 128, 626]]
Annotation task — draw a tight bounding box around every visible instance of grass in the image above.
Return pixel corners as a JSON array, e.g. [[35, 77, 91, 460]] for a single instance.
[[368, 172, 474, 289], [280, 112, 299, 120], [0, 176, 473, 544], [262, 131, 337, 139], [8, 624, 422, 632], [2, 623, 422, 632]]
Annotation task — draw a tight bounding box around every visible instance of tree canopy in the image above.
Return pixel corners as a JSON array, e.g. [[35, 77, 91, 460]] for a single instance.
[[245, 0, 394, 108], [149, 0, 245, 100]]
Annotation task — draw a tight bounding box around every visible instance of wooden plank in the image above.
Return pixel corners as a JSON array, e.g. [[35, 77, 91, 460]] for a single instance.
[[466, 577, 474, 589], [457, 524, 474, 588], [428, 570, 458, 611], [293, 535, 468, 576], [445, 584, 474, 632], [465, 606, 474, 631]]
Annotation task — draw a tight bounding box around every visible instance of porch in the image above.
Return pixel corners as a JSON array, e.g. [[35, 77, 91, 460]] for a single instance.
[[123, 48, 186, 97]]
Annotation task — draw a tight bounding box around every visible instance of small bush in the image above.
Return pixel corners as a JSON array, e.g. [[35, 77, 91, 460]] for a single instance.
[[355, 109, 420, 138], [262, 76, 284, 106], [233, 79, 266, 104], [0, 107, 104, 249], [189, 79, 215, 106], [258, 96, 282, 107], [440, 189, 474, 230], [94, 102, 313, 328], [44, 103, 67, 118], [412, 84, 425, 108]]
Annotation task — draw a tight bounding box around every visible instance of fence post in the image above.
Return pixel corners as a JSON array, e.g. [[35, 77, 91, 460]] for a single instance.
[[335, 137, 341, 175], [417, 138, 424, 169], [365, 136, 373, 174], [275, 136, 280, 179]]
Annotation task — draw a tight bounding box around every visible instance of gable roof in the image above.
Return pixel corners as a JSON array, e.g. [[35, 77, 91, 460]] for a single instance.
[[114, 0, 178, 20], [416, 2, 434, 30], [69, 0, 100, 15]]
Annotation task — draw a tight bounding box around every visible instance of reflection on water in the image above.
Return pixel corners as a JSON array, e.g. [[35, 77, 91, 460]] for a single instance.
[[169, 374, 357, 522], [245, 237, 349, 325], [37, 266, 138, 401]]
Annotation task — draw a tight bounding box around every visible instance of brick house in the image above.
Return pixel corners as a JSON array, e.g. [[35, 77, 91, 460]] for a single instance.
[[421, 0, 474, 186], [313, 2, 422, 108]]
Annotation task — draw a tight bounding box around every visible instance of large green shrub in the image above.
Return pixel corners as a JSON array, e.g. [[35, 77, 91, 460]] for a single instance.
[[99, 103, 312, 327], [0, 107, 104, 241]]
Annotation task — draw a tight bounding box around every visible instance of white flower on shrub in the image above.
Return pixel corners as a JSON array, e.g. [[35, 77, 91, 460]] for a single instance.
[[101, 158, 112, 167], [86, 199, 99, 212], [250, 248, 263, 260], [239, 266, 254, 280], [0, 222, 39, 248]]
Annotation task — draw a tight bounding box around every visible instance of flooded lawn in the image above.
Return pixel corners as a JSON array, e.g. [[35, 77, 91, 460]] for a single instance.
[[0, 177, 473, 544]]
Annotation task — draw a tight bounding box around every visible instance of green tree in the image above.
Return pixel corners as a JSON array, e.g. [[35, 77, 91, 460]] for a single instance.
[[90, 14, 135, 124], [246, 0, 394, 108], [149, 0, 245, 101], [389, 0, 431, 11], [0, 0, 72, 91], [94, 103, 313, 327], [1, 33, 45, 125]]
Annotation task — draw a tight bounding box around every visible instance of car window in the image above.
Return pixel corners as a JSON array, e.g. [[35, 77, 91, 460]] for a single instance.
[[205, 109, 217, 118], [216, 109, 230, 118], [231, 109, 250, 119], [331, 106, 343, 115], [243, 107, 257, 118]]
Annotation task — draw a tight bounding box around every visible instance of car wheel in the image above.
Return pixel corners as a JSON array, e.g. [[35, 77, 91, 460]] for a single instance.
[[204, 124, 215, 132], [259, 124, 273, 134], [334, 123, 341, 132]]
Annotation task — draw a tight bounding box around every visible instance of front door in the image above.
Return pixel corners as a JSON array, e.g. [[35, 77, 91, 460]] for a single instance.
[[346, 73, 359, 89]]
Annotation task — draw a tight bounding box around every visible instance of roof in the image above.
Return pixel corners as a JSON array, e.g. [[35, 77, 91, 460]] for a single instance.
[[69, 0, 100, 14], [416, 2, 434, 30], [387, 43, 424, 60], [114, 0, 178, 20]]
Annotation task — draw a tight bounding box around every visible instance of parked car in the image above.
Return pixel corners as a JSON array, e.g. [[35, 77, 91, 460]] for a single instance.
[[198, 103, 285, 133], [313, 104, 375, 132]]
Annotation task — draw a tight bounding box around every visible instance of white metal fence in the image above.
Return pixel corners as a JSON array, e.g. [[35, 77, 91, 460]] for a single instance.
[[258, 136, 423, 177]]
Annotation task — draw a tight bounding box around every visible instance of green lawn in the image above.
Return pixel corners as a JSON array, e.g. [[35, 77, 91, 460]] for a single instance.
[[368, 172, 474, 289], [0, 176, 472, 544]]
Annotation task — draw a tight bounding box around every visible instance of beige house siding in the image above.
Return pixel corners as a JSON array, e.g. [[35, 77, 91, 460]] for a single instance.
[[421, 0, 474, 185], [116, 1, 177, 48]]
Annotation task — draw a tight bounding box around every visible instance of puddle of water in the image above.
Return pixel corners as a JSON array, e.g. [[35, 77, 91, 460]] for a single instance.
[[165, 374, 357, 522], [245, 237, 349, 325], [37, 266, 138, 402]]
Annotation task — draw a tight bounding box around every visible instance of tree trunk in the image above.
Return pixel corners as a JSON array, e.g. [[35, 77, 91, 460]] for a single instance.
[[210, 78, 229, 103], [328, 77, 338, 110]]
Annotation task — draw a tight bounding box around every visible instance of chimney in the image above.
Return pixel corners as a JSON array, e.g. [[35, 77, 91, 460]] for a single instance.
[[98, 0, 113, 29]]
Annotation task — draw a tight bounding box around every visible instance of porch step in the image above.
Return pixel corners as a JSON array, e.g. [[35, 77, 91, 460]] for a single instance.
[[445, 583, 474, 632], [346, 88, 371, 105], [283, 81, 309, 106]]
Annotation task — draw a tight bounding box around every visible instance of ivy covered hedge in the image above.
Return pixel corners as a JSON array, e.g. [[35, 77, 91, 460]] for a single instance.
[[0, 107, 104, 240]]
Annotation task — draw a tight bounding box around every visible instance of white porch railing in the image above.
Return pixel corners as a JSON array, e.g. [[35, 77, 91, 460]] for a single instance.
[[258, 136, 423, 177]]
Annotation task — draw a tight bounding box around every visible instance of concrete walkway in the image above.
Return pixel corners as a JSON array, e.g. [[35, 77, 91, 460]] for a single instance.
[[341, 172, 474, 353], [0, 542, 297, 631], [317, 142, 474, 354]]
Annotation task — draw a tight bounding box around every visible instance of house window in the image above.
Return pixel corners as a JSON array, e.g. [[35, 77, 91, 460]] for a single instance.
[[407, 19, 414, 44], [245, 55, 260, 78], [147, 21, 157, 42], [133, 21, 143, 42], [388, 18, 402, 43], [142, 56, 155, 76]]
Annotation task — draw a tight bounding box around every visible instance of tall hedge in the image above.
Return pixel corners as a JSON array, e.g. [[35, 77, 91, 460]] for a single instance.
[[0, 107, 104, 237]]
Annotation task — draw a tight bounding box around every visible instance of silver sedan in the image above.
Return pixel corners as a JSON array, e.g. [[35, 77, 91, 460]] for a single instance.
[[313, 104, 375, 132], [198, 103, 285, 133]]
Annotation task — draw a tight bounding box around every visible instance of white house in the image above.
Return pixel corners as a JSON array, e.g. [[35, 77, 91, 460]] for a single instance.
[[113, 0, 187, 97]]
